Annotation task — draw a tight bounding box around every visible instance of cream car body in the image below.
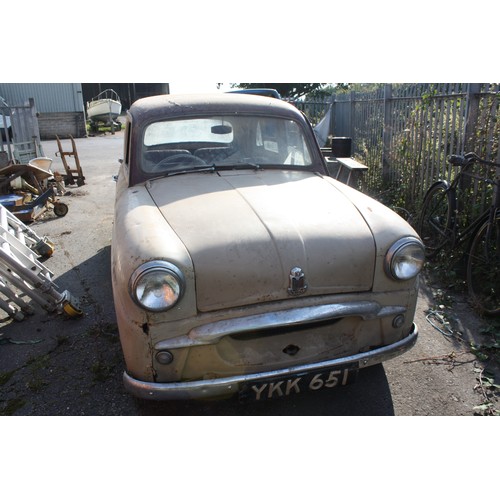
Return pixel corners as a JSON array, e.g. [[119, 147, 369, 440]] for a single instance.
[[112, 93, 424, 401]]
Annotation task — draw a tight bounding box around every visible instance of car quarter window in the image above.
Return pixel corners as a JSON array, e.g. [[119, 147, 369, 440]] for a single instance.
[[141, 115, 313, 172]]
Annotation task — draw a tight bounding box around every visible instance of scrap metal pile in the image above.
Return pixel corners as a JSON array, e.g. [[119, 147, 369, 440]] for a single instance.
[[0, 155, 69, 222], [0, 149, 85, 322], [0, 96, 84, 323]]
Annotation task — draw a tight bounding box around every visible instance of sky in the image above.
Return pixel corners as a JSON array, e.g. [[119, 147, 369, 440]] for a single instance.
[[3, 3, 496, 85]]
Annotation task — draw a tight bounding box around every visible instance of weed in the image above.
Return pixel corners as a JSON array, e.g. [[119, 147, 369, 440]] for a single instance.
[[56, 335, 69, 346], [25, 354, 51, 393], [0, 370, 15, 386], [87, 322, 119, 342], [26, 354, 50, 370], [27, 378, 49, 392], [0, 398, 26, 416], [473, 368, 500, 416], [470, 320, 500, 364], [91, 358, 114, 382]]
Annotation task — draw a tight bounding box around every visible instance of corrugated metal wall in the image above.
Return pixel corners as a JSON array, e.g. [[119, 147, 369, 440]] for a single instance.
[[0, 83, 84, 113]]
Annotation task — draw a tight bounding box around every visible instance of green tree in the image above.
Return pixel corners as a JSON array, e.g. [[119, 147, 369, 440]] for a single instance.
[[232, 83, 326, 99], [306, 84, 350, 98]]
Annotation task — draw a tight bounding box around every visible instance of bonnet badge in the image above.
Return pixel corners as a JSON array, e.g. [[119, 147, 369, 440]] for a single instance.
[[288, 267, 308, 296]]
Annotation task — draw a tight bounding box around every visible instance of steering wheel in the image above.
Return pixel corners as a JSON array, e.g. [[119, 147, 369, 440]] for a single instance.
[[153, 153, 206, 172]]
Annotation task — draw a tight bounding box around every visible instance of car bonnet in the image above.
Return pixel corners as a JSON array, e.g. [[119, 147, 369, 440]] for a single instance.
[[147, 169, 376, 312]]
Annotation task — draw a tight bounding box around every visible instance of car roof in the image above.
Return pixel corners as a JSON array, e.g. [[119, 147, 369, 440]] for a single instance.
[[128, 93, 303, 125], [227, 88, 282, 99]]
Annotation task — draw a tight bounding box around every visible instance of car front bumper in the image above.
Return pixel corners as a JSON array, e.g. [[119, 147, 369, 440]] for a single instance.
[[123, 323, 418, 400]]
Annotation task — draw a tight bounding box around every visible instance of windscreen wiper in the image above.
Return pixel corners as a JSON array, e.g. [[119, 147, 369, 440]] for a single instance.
[[164, 166, 217, 177], [146, 166, 216, 182], [211, 162, 261, 171]]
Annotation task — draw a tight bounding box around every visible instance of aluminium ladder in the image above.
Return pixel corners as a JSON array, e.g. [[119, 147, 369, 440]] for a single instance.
[[0, 203, 82, 321]]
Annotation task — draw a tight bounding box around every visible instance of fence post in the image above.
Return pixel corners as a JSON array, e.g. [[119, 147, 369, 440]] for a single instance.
[[463, 83, 481, 152], [349, 90, 355, 143], [329, 93, 335, 141], [28, 98, 44, 157], [382, 83, 392, 183]]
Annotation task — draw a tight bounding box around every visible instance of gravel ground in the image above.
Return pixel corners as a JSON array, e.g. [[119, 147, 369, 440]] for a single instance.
[[0, 129, 498, 416]]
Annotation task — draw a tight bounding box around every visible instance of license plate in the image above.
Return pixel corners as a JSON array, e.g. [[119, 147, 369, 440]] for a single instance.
[[239, 364, 358, 402]]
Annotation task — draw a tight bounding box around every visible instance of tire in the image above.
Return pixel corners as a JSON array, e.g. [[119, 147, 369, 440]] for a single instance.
[[418, 181, 455, 258], [467, 214, 500, 316], [53, 202, 69, 217]]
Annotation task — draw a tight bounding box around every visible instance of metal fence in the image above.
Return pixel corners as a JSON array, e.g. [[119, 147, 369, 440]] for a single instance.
[[0, 98, 44, 165], [296, 83, 500, 217]]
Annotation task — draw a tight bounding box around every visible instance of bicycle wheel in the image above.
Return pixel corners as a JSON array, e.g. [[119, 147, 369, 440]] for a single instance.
[[467, 214, 500, 316], [418, 181, 455, 258]]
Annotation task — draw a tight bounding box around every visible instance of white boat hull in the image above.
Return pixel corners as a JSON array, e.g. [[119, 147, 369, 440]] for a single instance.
[[87, 98, 122, 123]]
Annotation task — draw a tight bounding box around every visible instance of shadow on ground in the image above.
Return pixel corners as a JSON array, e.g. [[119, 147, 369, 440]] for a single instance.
[[1, 244, 397, 415], [136, 364, 395, 416]]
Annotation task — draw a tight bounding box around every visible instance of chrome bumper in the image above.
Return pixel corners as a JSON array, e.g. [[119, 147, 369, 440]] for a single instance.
[[123, 323, 418, 400]]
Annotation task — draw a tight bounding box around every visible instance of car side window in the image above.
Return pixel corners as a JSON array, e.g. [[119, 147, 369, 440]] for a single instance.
[[124, 122, 131, 165]]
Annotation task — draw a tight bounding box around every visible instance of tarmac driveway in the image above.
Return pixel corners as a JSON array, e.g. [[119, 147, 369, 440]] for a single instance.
[[0, 130, 497, 415]]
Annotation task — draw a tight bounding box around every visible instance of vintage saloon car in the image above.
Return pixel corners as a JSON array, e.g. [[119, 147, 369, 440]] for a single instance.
[[111, 93, 424, 401]]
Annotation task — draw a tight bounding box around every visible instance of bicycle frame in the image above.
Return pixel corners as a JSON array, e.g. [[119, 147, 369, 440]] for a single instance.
[[445, 154, 499, 250], [419, 152, 500, 315]]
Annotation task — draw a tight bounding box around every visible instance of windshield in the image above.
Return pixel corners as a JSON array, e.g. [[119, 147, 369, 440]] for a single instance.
[[142, 115, 313, 174]]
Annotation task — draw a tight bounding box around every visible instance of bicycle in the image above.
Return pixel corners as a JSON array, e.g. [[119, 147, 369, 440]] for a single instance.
[[418, 152, 500, 316]]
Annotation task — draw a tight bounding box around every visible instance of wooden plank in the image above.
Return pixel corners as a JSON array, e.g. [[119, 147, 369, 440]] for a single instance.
[[336, 157, 368, 172]]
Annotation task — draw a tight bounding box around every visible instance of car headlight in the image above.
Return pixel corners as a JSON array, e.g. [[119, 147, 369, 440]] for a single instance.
[[385, 237, 425, 280], [129, 261, 184, 311]]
